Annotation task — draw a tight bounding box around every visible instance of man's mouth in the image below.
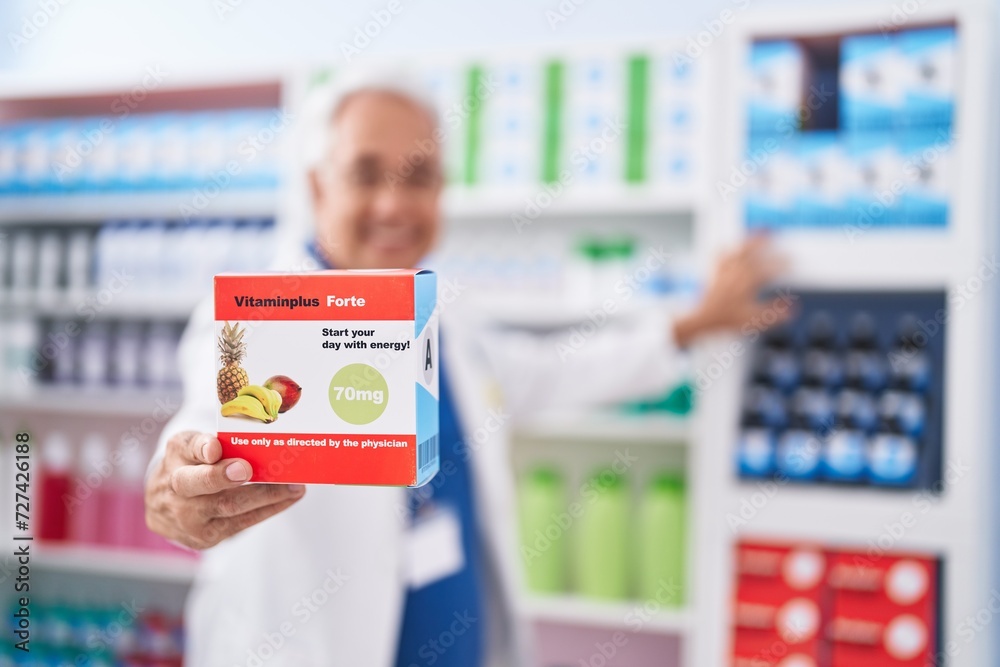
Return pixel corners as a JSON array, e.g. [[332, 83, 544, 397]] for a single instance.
[[367, 225, 417, 252]]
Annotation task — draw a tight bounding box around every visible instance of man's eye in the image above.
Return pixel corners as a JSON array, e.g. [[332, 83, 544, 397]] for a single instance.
[[406, 169, 438, 188]]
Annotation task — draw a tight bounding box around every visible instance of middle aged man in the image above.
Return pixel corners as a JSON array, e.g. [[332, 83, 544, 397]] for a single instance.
[[145, 72, 788, 666]]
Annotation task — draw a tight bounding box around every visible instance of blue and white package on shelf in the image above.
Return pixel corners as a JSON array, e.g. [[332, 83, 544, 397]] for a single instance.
[[747, 40, 807, 136], [744, 134, 802, 230], [839, 33, 907, 133], [0, 108, 283, 196], [844, 131, 905, 228], [898, 128, 952, 228], [16, 122, 54, 194], [111, 114, 156, 191], [795, 131, 854, 228], [897, 26, 956, 131]]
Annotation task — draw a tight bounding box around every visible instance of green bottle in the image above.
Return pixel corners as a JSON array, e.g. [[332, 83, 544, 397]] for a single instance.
[[636, 472, 686, 605], [517, 467, 567, 594], [574, 470, 630, 599]]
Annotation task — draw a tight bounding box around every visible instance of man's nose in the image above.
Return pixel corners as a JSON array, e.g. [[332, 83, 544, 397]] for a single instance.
[[371, 181, 411, 218]]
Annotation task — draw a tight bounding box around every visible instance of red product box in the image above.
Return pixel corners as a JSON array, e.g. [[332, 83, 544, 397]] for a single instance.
[[733, 627, 823, 667], [736, 542, 829, 597], [213, 270, 440, 486], [827, 551, 938, 667], [734, 542, 830, 650]]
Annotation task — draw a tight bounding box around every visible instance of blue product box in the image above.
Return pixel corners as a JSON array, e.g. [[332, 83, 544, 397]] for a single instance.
[[821, 429, 867, 482], [149, 112, 192, 190], [189, 110, 230, 189], [84, 115, 119, 193], [748, 41, 807, 136], [795, 131, 850, 228], [839, 33, 902, 133], [17, 121, 54, 194], [776, 427, 822, 480], [737, 427, 776, 477], [227, 108, 281, 189], [46, 118, 77, 194], [744, 134, 800, 230], [844, 131, 904, 229], [897, 26, 956, 131], [867, 432, 918, 486], [898, 128, 951, 228], [0, 124, 18, 195], [116, 114, 157, 191]]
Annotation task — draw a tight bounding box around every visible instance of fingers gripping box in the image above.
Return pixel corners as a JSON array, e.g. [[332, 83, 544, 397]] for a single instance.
[[213, 269, 439, 486]]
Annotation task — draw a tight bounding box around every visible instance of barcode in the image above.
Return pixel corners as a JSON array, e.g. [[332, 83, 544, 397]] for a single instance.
[[418, 434, 439, 472]]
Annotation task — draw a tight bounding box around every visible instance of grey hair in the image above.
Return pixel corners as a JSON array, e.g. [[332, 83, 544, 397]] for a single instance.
[[298, 66, 442, 170], [271, 66, 442, 267]]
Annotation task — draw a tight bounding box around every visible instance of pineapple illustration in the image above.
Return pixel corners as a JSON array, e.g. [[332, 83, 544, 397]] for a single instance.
[[217, 321, 249, 404]]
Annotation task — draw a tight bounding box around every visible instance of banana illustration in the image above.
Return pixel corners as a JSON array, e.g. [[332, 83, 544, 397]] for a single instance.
[[221, 395, 274, 423], [237, 385, 283, 421]]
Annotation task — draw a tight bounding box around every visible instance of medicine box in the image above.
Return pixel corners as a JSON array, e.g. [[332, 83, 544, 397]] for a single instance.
[[214, 269, 439, 486]]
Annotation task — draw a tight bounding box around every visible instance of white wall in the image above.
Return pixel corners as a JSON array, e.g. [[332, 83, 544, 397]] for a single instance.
[[2, 0, 844, 75]]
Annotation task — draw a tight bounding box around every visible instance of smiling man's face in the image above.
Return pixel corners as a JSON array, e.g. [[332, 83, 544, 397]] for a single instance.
[[310, 91, 443, 270]]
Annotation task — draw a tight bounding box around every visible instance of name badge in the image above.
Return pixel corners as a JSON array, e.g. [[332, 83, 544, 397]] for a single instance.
[[404, 506, 465, 590]]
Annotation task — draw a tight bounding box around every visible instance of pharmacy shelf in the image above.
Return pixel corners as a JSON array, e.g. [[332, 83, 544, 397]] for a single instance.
[[443, 187, 699, 220], [469, 295, 694, 330], [0, 387, 183, 418], [0, 294, 201, 320], [724, 481, 963, 551], [522, 594, 691, 635], [34, 544, 198, 584], [0, 189, 278, 223], [514, 411, 690, 444]]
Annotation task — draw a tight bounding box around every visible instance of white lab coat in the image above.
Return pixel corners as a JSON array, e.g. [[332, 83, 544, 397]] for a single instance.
[[151, 248, 686, 667]]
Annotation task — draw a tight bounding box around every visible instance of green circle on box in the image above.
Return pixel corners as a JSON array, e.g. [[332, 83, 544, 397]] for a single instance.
[[329, 363, 389, 425]]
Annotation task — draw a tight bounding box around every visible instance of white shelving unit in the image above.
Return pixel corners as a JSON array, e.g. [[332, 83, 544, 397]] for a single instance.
[[690, 3, 1000, 667], [522, 594, 691, 634], [514, 410, 690, 445], [8, 10, 996, 664], [34, 544, 199, 584], [0, 72, 290, 627], [0, 294, 201, 320], [425, 38, 719, 667], [0, 189, 277, 223], [1, 387, 183, 417]]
